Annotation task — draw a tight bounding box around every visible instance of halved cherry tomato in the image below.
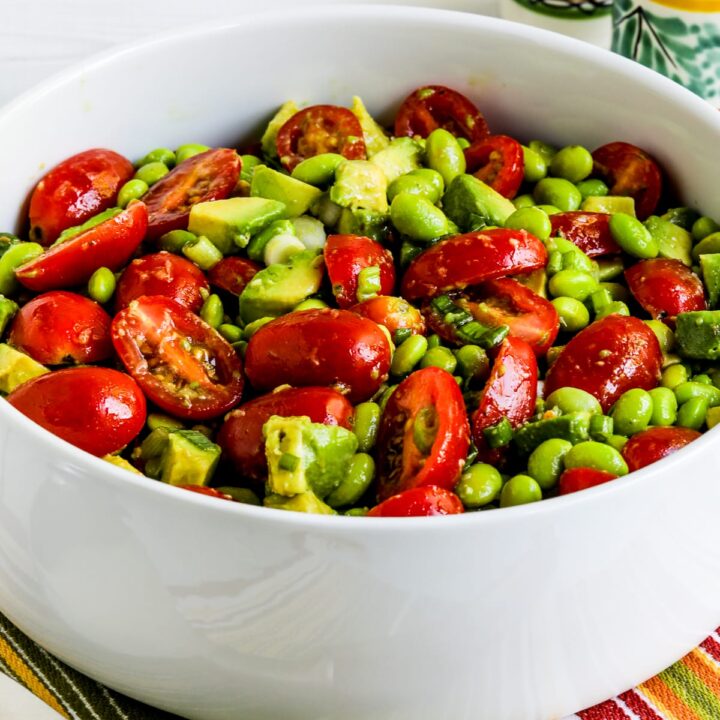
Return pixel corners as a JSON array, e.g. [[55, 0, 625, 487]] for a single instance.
[[244, 308, 391, 404], [592, 142, 663, 220], [394, 85, 489, 143], [325, 234, 396, 308], [464, 135, 524, 199], [207, 256, 262, 296], [178, 485, 233, 501], [16, 202, 148, 292], [142, 148, 241, 239], [550, 212, 621, 257], [7, 367, 146, 456], [28, 148, 134, 246], [376, 366, 470, 501], [115, 252, 209, 312], [622, 426, 701, 472], [544, 314, 662, 412], [367, 485, 464, 517], [9, 291, 112, 365], [276, 106, 367, 172], [111, 296, 244, 421], [625, 258, 706, 321], [218, 386, 354, 481], [350, 295, 425, 336], [401, 229, 548, 301], [558, 467, 618, 495]]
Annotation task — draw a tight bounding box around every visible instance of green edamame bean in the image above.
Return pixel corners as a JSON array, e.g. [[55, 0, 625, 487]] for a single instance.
[[521, 146, 547, 183], [219, 323, 244, 343], [609, 213, 658, 258], [595, 301, 630, 319], [527, 438, 573, 490], [419, 346, 457, 374], [610, 388, 653, 435], [175, 143, 210, 163], [454, 344, 489, 381], [242, 317, 273, 339], [87, 267, 116, 304], [294, 298, 328, 311], [552, 296, 590, 332], [134, 161, 169, 186], [117, 179, 149, 208], [606, 435, 628, 452], [200, 294, 224, 328], [691, 216, 720, 242], [513, 194, 535, 210], [387, 169, 444, 204], [425, 128, 466, 185], [455, 463, 503, 508], [694, 374, 713, 385], [576, 179, 609, 199], [545, 387, 602, 415], [182, 235, 223, 270], [326, 453, 376, 508], [533, 178, 582, 212], [674, 381, 720, 407], [596, 257, 624, 281], [159, 229, 196, 253], [239, 155, 262, 183], [645, 320, 675, 353], [456, 137, 470, 150], [291, 153, 345, 187], [137, 147, 175, 168], [661, 363, 689, 390], [500, 475, 542, 507], [391, 334, 428, 376], [505, 207, 552, 240], [426, 334, 442, 350], [0, 242, 43, 296], [390, 192, 450, 242], [536, 204, 561, 215], [353, 402, 381, 452], [564, 441, 628, 476], [548, 269, 597, 301], [549, 145, 593, 184], [528, 140, 556, 164], [648, 387, 677, 426], [677, 396, 709, 430]]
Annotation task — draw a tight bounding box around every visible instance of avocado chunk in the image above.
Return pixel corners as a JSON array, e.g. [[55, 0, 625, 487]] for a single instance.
[[260, 100, 299, 159], [103, 454, 144, 475], [264, 490, 336, 515], [645, 216, 693, 266], [238, 249, 324, 323], [675, 311, 720, 360], [350, 96, 390, 157], [251, 166, 323, 218], [337, 208, 387, 243], [330, 160, 389, 214], [442, 174, 515, 230], [700, 254, 720, 308], [581, 196, 636, 216], [188, 197, 286, 253], [0, 296, 18, 339], [160, 429, 221, 487], [369, 137, 422, 185], [692, 231, 720, 261], [513, 412, 591, 455], [0, 344, 49, 394]]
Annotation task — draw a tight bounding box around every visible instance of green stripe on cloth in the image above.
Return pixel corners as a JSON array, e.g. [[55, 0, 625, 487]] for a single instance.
[[659, 659, 720, 720]]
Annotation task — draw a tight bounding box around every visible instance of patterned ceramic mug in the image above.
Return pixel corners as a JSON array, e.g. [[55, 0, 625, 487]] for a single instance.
[[612, 0, 720, 104]]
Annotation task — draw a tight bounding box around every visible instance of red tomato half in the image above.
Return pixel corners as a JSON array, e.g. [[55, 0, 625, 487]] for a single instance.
[[464, 135, 524, 199], [325, 234, 396, 308], [350, 295, 425, 336], [592, 142, 663, 220], [116, 252, 209, 312], [544, 315, 662, 412], [376, 367, 470, 501], [550, 212, 621, 257], [401, 229, 548, 301], [276, 106, 367, 172], [111, 296, 244, 421], [178, 485, 234, 501], [394, 85, 489, 143], [622, 426, 701, 472], [207, 256, 262, 296], [625, 258, 706, 321], [142, 149, 241, 239], [16, 202, 148, 292], [244, 309, 391, 404], [7, 367, 146, 456], [28, 148, 133, 246], [367, 485, 464, 517], [558, 467, 618, 495], [9, 291, 112, 365], [218, 386, 354, 481]]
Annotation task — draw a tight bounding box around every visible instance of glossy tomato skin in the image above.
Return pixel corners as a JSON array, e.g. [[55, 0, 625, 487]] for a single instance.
[[376, 366, 470, 501], [207, 256, 261, 296], [111, 296, 244, 421], [592, 142, 662, 220], [550, 212, 621, 257], [16, 202, 148, 292], [558, 467, 618, 495], [178, 486, 233, 501], [625, 258, 706, 321], [28, 148, 134, 246], [350, 295, 425, 336], [244, 308, 391, 404], [401, 229, 548, 301], [544, 314, 662, 412], [276, 106, 367, 172], [464, 134, 524, 199], [325, 234, 396, 308], [218, 386, 354, 480], [367, 486, 464, 517], [115, 252, 209, 312], [7, 367, 146, 456], [622, 426, 701, 472], [9, 291, 112, 365], [142, 148, 241, 239], [394, 85, 489, 143]]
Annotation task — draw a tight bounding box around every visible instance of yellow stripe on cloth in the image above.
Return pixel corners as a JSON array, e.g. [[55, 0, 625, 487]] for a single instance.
[[639, 674, 703, 720], [651, 0, 720, 11]]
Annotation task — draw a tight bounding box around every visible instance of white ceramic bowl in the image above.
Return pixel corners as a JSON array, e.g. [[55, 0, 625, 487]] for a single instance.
[[1, 6, 720, 720]]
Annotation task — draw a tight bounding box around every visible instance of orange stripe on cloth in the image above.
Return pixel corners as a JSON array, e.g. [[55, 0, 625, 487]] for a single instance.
[[683, 649, 720, 698], [638, 674, 702, 720]]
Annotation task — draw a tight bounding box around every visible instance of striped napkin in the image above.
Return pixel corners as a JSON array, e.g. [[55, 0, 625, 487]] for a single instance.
[[1, 611, 719, 720]]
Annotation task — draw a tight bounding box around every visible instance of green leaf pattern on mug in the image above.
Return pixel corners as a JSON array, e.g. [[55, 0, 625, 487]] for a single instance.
[[512, 0, 612, 20]]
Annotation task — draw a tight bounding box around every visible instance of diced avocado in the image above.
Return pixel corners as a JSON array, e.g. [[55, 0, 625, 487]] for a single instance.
[[513, 412, 591, 455], [302, 422, 359, 499], [645, 216, 693, 266], [675, 311, 720, 360], [0, 344, 49, 394], [103, 454, 144, 475], [264, 490, 336, 515], [369, 137, 422, 185], [0, 296, 18, 338], [662, 206, 700, 231], [350, 96, 390, 156], [251, 166, 323, 218], [261, 100, 299, 158], [692, 231, 720, 261], [442, 174, 515, 230], [238, 249, 324, 323], [188, 197, 286, 253], [329, 160, 389, 214], [160, 429, 221, 487], [337, 208, 387, 243], [707, 406, 720, 429], [700, 254, 720, 308], [581, 196, 635, 216]]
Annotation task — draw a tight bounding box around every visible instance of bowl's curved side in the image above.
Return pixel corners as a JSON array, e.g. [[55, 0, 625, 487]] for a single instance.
[[1, 7, 720, 720]]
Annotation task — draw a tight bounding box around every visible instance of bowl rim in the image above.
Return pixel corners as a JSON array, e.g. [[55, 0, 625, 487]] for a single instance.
[[1, 3, 719, 529]]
